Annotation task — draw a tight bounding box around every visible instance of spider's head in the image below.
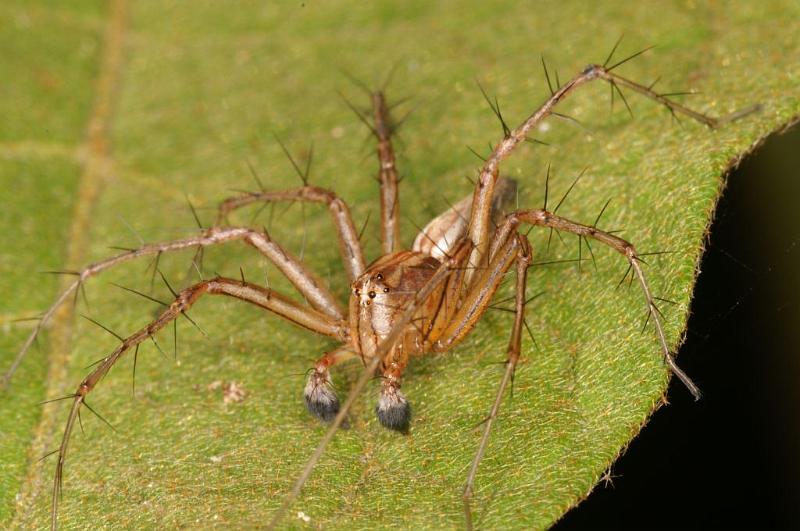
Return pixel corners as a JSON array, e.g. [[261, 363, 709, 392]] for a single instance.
[[350, 251, 439, 344], [351, 272, 390, 309]]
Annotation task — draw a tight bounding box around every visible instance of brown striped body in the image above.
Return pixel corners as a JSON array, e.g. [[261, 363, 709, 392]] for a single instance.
[[350, 251, 459, 374]]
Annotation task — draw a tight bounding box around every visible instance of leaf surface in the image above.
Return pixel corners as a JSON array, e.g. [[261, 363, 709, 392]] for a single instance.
[[2, 1, 799, 528]]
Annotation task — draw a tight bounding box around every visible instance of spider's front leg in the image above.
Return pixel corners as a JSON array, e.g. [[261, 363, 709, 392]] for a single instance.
[[463, 62, 760, 288], [50, 276, 348, 529], [3, 212, 361, 392], [463, 235, 532, 530], [493, 208, 701, 399], [431, 233, 526, 352], [216, 186, 365, 280], [2, 226, 341, 388]]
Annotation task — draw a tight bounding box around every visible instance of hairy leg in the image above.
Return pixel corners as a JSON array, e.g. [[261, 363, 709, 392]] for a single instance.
[[2, 226, 345, 387], [463, 62, 759, 288], [342, 87, 402, 254], [431, 234, 523, 352], [372, 91, 402, 255], [494, 208, 701, 399], [217, 186, 365, 280], [50, 276, 348, 530], [462, 235, 531, 530]]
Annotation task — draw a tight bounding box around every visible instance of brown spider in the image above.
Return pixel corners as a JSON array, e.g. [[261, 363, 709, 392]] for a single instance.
[[4, 47, 758, 530]]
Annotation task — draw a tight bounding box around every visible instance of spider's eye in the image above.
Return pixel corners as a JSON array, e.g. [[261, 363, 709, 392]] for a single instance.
[[375, 273, 384, 281], [368, 291, 376, 299], [353, 288, 360, 296], [383, 287, 389, 293]]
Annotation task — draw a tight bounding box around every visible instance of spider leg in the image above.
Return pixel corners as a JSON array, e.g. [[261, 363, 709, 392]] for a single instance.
[[267, 239, 474, 529], [463, 235, 532, 530], [430, 234, 524, 352], [49, 276, 348, 530], [342, 88, 403, 253], [372, 91, 402, 255], [345, 91, 400, 254], [2, 227, 343, 389], [412, 177, 517, 261], [463, 63, 760, 288], [494, 208, 701, 399], [216, 186, 365, 280]]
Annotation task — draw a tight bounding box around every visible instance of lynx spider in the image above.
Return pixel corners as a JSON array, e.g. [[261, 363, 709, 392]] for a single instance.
[[4, 42, 758, 529]]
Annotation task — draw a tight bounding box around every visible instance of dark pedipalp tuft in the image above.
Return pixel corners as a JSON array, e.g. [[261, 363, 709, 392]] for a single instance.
[[376, 384, 411, 433], [304, 369, 340, 423]]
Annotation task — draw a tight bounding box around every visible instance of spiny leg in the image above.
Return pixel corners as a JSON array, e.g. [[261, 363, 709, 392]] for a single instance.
[[463, 236, 532, 530], [239, 229, 345, 318], [372, 91, 402, 255], [495, 208, 701, 399], [463, 59, 760, 288], [266, 239, 474, 530], [305, 345, 357, 422], [49, 276, 347, 530], [2, 226, 344, 388], [343, 88, 403, 254], [216, 186, 366, 280], [431, 233, 523, 352]]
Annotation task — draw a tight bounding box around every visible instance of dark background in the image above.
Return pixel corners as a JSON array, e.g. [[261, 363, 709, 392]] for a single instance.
[[555, 123, 800, 530]]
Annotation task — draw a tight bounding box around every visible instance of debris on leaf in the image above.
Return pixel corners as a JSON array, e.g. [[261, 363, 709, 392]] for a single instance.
[[207, 380, 247, 404]]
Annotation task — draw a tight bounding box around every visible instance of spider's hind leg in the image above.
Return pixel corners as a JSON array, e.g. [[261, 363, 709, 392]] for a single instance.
[[305, 346, 356, 423]]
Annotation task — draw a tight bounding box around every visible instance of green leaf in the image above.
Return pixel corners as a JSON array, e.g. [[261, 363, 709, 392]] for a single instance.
[[3, 1, 798, 528]]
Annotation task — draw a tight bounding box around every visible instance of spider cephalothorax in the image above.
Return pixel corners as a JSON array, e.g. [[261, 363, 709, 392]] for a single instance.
[[303, 175, 517, 433], [3, 49, 759, 530]]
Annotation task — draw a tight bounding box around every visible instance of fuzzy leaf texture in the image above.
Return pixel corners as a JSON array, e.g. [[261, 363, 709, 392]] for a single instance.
[[1, 1, 798, 529]]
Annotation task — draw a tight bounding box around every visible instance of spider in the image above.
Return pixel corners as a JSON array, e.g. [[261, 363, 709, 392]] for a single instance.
[[4, 45, 758, 530]]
